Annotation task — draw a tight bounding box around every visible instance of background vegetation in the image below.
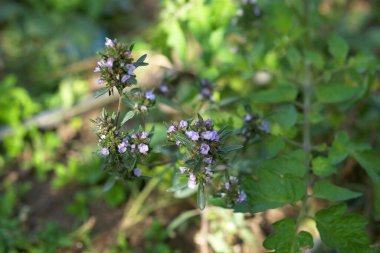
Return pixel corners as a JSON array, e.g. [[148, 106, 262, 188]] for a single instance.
[[0, 0, 380, 252]]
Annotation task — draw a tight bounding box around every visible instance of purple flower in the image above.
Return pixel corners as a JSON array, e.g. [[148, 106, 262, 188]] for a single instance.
[[134, 168, 142, 177], [160, 84, 168, 93], [97, 79, 104, 85], [94, 66, 100, 72], [100, 147, 109, 156], [97, 60, 106, 67], [179, 120, 188, 129], [205, 167, 212, 176], [186, 131, 199, 141], [259, 119, 270, 134], [205, 118, 212, 126], [140, 132, 148, 139], [123, 137, 129, 143], [200, 79, 207, 86], [145, 90, 156, 100], [236, 190, 247, 204], [188, 174, 196, 189], [131, 134, 137, 139], [121, 74, 130, 83], [105, 38, 115, 47], [167, 125, 176, 133], [203, 157, 213, 164], [225, 182, 230, 190], [130, 144, 136, 153], [176, 140, 181, 146], [140, 105, 147, 112], [106, 57, 114, 69], [201, 130, 219, 141], [119, 146, 127, 154], [200, 88, 212, 98], [126, 64, 136, 75], [179, 166, 186, 173], [200, 143, 210, 155], [230, 176, 238, 182], [138, 143, 149, 154], [193, 121, 199, 126], [244, 114, 252, 122]]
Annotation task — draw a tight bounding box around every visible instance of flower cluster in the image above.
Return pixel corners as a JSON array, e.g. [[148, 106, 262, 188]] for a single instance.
[[92, 109, 151, 178], [94, 38, 148, 95], [167, 115, 221, 189], [220, 176, 247, 207], [240, 113, 270, 141], [125, 89, 156, 113], [198, 79, 214, 101]]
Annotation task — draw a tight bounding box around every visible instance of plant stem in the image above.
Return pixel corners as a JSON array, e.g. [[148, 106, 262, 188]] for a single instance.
[[115, 95, 123, 126]]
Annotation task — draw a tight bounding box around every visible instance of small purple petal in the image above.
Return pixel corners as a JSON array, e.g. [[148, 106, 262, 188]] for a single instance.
[[121, 74, 130, 83], [179, 120, 188, 129], [134, 168, 142, 177], [179, 167, 186, 173], [200, 143, 210, 155], [100, 147, 109, 156], [145, 90, 156, 100], [186, 131, 199, 141], [105, 38, 115, 47], [167, 125, 176, 133], [138, 143, 149, 154]]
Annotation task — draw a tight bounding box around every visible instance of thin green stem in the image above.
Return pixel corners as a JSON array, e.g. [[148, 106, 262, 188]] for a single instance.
[[115, 95, 123, 127]]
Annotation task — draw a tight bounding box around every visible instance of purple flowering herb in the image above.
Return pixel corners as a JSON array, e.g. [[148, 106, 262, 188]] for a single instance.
[[145, 90, 156, 100], [105, 37, 115, 47], [121, 74, 130, 83], [167, 125, 176, 133], [106, 57, 114, 69], [140, 132, 148, 139], [259, 119, 270, 134], [193, 121, 199, 126], [231, 176, 238, 182], [235, 190, 247, 204], [179, 166, 186, 173], [126, 64, 136, 75], [100, 147, 109, 156], [97, 79, 104, 85], [205, 167, 212, 176], [118, 146, 127, 154], [225, 182, 230, 190], [203, 157, 213, 164], [94, 66, 100, 72], [200, 79, 207, 86], [140, 105, 147, 112], [188, 173, 197, 189], [244, 114, 253, 122], [200, 143, 210, 155], [201, 131, 213, 140], [123, 137, 129, 143], [211, 130, 219, 141], [130, 144, 136, 153], [131, 134, 137, 139], [186, 131, 199, 141], [160, 84, 168, 93], [205, 118, 212, 126], [138, 143, 149, 154], [97, 59, 106, 67], [179, 120, 188, 129], [200, 88, 211, 97], [176, 140, 181, 146], [133, 168, 142, 177]]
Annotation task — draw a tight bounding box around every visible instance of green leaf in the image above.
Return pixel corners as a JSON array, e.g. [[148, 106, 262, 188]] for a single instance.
[[268, 104, 298, 129], [351, 150, 380, 183], [94, 87, 109, 98], [135, 54, 147, 64], [219, 145, 243, 154], [313, 180, 362, 201], [258, 149, 307, 177], [167, 182, 188, 192], [235, 169, 305, 213], [252, 136, 285, 160], [316, 84, 360, 103], [197, 183, 206, 210], [263, 218, 313, 253], [315, 204, 372, 253], [250, 85, 298, 103], [120, 111, 135, 126], [329, 131, 351, 164], [167, 210, 199, 235], [102, 177, 116, 192], [328, 34, 349, 63], [312, 156, 336, 177]]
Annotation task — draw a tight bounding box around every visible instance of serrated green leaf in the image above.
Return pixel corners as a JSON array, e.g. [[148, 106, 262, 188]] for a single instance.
[[197, 183, 206, 210], [351, 150, 380, 183], [258, 149, 306, 177], [219, 145, 243, 154], [328, 34, 349, 63], [312, 156, 336, 177], [235, 169, 305, 213], [313, 180, 362, 201], [329, 131, 351, 164], [121, 111, 135, 126], [316, 204, 371, 253], [250, 85, 298, 103], [263, 218, 313, 253], [316, 84, 360, 103], [167, 182, 188, 192]]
